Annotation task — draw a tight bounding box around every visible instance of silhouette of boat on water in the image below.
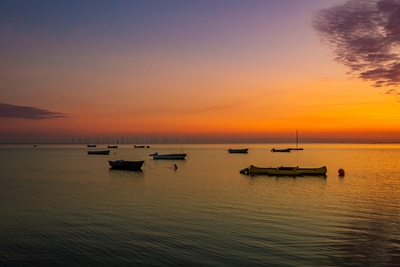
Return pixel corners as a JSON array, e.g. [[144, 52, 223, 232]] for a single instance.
[[149, 152, 187, 160], [134, 145, 145, 148], [87, 150, 110, 155], [108, 159, 144, 170], [271, 148, 291, 153], [227, 148, 248, 153], [271, 130, 303, 152], [288, 130, 303, 151], [87, 144, 97, 147], [107, 145, 118, 148]]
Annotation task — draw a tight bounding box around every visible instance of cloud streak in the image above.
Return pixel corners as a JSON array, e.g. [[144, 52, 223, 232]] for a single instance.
[[0, 103, 66, 120], [313, 0, 400, 94]]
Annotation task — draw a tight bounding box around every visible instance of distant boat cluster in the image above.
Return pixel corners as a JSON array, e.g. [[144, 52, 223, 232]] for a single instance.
[[86, 144, 151, 155], [84, 142, 325, 176]]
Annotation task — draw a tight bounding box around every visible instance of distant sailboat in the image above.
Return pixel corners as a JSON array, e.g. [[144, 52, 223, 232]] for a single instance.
[[288, 130, 303, 151]]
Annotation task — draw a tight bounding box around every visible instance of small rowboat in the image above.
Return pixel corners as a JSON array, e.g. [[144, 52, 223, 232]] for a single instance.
[[227, 148, 248, 153], [149, 152, 186, 160], [87, 150, 110, 155], [108, 160, 144, 170], [271, 148, 291, 153]]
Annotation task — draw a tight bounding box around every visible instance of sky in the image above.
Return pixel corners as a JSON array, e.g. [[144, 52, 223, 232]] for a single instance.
[[1, 0, 400, 143]]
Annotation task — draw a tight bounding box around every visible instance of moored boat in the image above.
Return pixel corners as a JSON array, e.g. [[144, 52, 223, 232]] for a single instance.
[[134, 145, 145, 148], [108, 159, 144, 170], [271, 148, 291, 153], [228, 148, 249, 153], [149, 152, 186, 160], [291, 130, 304, 151], [107, 145, 118, 148], [87, 150, 110, 155], [87, 144, 97, 147], [240, 165, 327, 176]]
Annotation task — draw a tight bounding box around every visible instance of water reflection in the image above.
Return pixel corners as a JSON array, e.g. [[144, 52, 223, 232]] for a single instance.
[[108, 168, 143, 174], [1, 144, 400, 266], [326, 212, 400, 266]]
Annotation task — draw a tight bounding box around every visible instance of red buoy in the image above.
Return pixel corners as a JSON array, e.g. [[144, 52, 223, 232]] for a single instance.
[[338, 168, 345, 176]]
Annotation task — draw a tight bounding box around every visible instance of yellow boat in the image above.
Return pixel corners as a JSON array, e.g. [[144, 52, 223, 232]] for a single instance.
[[240, 165, 327, 176]]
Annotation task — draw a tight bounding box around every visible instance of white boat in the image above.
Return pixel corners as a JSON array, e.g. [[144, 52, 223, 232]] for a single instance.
[[149, 152, 187, 160]]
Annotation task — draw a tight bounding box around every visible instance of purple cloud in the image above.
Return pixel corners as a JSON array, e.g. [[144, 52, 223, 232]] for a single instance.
[[0, 103, 66, 120], [313, 0, 400, 94]]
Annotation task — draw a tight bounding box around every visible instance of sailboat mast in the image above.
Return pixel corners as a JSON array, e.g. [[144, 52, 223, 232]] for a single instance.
[[296, 130, 298, 149]]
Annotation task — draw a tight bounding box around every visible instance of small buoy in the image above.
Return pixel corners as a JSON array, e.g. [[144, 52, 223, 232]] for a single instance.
[[338, 168, 345, 176]]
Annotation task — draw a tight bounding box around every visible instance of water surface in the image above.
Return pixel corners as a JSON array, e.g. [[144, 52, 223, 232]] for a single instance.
[[1, 143, 399, 266]]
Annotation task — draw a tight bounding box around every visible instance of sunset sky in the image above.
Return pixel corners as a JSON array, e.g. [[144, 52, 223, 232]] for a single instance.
[[1, 0, 400, 143]]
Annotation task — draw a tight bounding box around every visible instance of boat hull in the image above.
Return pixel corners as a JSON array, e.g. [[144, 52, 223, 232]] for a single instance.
[[240, 165, 327, 176], [87, 150, 110, 155], [150, 152, 186, 160], [107, 145, 118, 148], [228, 148, 248, 153], [108, 160, 144, 170], [271, 148, 291, 152]]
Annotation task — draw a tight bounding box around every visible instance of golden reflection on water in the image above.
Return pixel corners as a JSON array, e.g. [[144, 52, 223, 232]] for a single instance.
[[0, 143, 399, 266]]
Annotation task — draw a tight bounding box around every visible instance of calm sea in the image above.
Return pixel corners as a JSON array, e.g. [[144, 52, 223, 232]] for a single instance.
[[0, 143, 399, 267]]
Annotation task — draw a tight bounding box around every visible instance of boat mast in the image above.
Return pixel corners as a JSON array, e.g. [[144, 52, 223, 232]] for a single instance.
[[296, 130, 298, 149]]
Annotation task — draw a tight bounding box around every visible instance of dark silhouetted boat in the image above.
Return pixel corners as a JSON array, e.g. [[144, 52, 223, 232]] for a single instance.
[[108, 160, 144, 170], [227, 148, 248, 153], [107, 145, 118, 148], [87, 144, 97, 147], [87, 150, 110, 155], [288, 130, 304, 151], [134, 145, 145, 148], [271, 148, 291, 153], [149, 152, 186, 160]]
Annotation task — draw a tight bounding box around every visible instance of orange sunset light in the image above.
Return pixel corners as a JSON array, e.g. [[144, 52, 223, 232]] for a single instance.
[[1, 0, 400, 143]]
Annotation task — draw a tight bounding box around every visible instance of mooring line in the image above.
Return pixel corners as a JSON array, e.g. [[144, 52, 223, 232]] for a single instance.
[[144, 162, 153, 169]]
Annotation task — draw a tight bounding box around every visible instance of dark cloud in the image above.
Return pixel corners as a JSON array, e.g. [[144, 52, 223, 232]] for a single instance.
[[0, 103, 66, 120], [313, 0, 400, 94]]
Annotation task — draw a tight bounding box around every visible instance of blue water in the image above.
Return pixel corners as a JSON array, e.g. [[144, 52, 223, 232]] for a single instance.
[[1, 144, 400, 266]]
